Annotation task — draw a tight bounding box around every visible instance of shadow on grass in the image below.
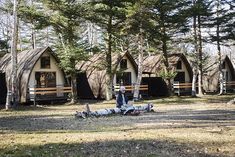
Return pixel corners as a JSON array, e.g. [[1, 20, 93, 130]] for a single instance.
[[0, 139, 216, 157], [0, 100, 105, 112], [149, 96, 200, 105], [0, 108, 235, 132], [0, 105, 54, 112], [149, 94, 235, 105]]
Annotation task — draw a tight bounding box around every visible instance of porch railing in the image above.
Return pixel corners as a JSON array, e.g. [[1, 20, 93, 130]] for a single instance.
[[29, 86, 72, 105], [173, 82, 197, 96], [222, 81, 235, 93], [113, 84, 148, 98]]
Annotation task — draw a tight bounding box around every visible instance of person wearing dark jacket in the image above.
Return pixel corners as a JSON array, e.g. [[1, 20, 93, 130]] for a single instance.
[[116, 86, 128, 108]]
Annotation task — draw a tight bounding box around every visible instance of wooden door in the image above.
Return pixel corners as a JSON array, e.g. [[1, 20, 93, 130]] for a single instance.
[[35, 72, 56, 88], [174, 72, 185, 83]]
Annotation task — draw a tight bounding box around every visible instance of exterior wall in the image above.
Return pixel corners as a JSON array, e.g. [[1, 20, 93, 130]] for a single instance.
[[203, 73, 219, 92], [87, 70, 106, 99], [175, 58, 191, 83], [28, 52, 65, 96], [113, 55, 137, 86], [223, 61, 232, 81], [87, 55, 137, 99]]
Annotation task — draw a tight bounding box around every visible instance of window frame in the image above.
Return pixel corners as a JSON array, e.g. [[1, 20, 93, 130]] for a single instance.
[[120, 59, 127, 70], [40, 56, 51, 69], [176, 61, 182, 70]]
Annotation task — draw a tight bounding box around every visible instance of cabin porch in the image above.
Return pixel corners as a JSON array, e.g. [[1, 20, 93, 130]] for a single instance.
[[29, 86, 72, 105]]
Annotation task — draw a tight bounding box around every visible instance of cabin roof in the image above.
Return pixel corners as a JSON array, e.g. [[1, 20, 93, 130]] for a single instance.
[[0, 47, 57, 72], [205, 55, 235, 79], [143, 53, 193, 77], [76, 51, 138, 73]]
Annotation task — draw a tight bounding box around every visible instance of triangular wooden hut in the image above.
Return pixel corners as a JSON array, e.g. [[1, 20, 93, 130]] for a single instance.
[[203, 55, 235, 93], [142, 53, 193, 96], [0, 47, 69, 104], [76, 52, 138, 99]]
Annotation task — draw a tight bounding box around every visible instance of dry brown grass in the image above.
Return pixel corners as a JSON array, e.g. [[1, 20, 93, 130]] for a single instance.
[[0, 95, 235, 157]]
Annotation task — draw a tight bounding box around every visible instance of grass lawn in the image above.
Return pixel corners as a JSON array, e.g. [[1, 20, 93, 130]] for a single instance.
[[0, 95, 235, 157]]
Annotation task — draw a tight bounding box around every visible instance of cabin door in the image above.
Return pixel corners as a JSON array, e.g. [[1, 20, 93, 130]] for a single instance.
[[223, 71, 229, 82], [174, 72, 185, 83], [116, 72, 132, 85], [35, 72, 56, 88], [0, 73, 7, 104]]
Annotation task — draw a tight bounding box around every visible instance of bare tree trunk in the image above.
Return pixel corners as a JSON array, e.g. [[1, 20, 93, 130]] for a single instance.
[[30, 0, 36, 49], [59, 33, 78, 103], [71, 73, 77, 103], [105, 73, 113, 101], [162, 34, 172, 96], [18, 31, 23, 52], [197, 14, 204, 96], [46, 27, 49, 46], [217, 0, 223, 95], [192, 0, 198, 97], [105, 14, 113, 101], [160, 5, 172, 96], [192, 68, 197, 97], [133, 29, 144, 100], [31, 24, 36, 48], [6, 0, 19, 109], [5, 77, 11, 110], [6, 11, 11, 53], [87, 22, 94, 55]]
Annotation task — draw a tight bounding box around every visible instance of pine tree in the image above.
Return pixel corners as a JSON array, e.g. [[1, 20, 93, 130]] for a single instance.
[[121, 0, 154, 100], [40, 0, 87, 103], [18, 0, 50, 49], [87, 0, 131, 100], [206, 0, 234, 94], [187, 0, 213, 96], [149, 0, 191, 95]]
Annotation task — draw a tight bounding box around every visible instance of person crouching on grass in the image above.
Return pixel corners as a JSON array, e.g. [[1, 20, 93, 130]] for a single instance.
[[75, 86, 154, 118]]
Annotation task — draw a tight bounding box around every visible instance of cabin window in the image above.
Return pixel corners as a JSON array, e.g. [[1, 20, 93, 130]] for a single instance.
[[116, 72, 132, 85], [120, 59, 127, 69], [35, 72, 56, 88], [176, 61, 182, 69], [41, 56, 50, 69], [222, 62, 226, 69]]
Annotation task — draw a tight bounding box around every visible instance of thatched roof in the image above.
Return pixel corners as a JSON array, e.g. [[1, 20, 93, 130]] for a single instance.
[[0, 47, 58, 102], [143, 53, 193, 77]]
